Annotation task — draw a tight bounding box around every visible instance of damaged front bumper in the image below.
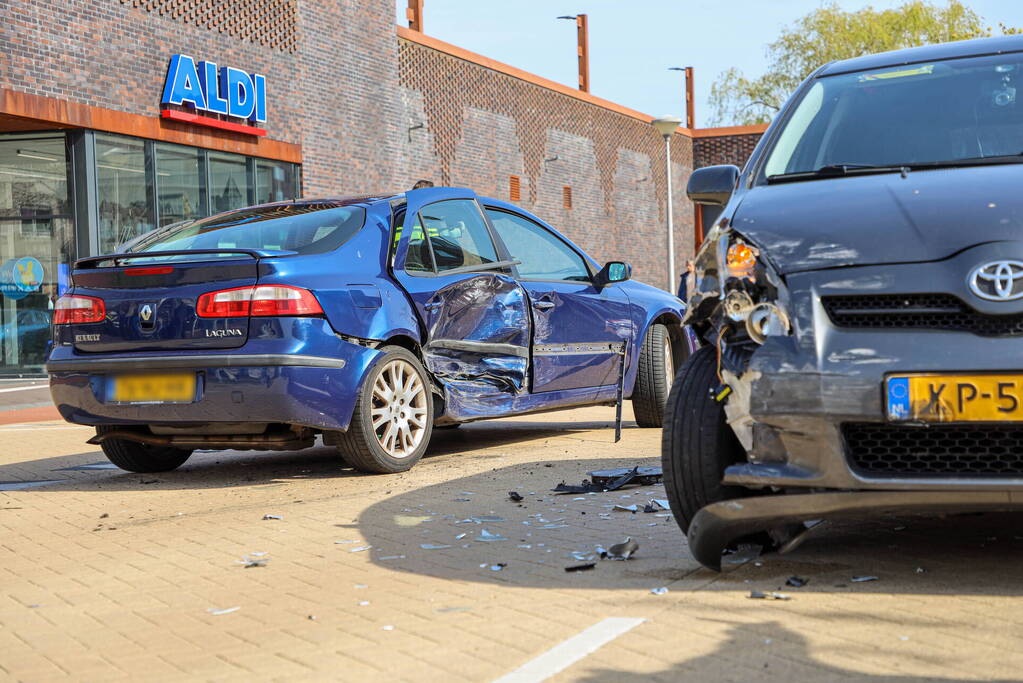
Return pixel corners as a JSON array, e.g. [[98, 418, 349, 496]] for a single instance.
[[719, 262, 1023, 492], [688, 490, 1023, 571]]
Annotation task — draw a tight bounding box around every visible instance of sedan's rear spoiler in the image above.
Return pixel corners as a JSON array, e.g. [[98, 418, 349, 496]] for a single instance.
[[74, 248, 297, 269]]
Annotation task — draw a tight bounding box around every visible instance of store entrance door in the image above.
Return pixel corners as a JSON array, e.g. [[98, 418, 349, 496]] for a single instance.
[[0, 132, 74, 376]]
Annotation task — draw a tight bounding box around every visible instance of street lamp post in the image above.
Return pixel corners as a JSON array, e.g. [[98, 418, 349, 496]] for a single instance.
[[651, 115, 682, 293], [556, 14, 590, 92]]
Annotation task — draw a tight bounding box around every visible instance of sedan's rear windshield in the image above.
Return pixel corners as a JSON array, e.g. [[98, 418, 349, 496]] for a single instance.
[[128, 203, 366, 255], [764, 52, 1023, 178]]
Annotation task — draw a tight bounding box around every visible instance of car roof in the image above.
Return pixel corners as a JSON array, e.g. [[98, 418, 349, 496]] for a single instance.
[[818, 34, 1023, 77]]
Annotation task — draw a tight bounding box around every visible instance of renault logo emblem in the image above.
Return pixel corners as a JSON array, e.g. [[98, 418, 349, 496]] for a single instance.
[[140, 304, 153, 322], [968, 260, 1023, 301]]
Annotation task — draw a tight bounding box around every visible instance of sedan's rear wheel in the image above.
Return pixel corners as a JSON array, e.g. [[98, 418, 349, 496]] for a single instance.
[[96, 427, 193, 473], [335, 346, 434, 473]]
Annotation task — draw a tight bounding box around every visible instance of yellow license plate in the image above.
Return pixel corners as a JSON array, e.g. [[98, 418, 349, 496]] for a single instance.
[[886, 374, 1023, 422], [111, 372, 197, 403]]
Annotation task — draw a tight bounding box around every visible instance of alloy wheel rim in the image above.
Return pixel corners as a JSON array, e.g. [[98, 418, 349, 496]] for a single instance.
[[370, 359, 428, 458], [663, 338, 674, 387]]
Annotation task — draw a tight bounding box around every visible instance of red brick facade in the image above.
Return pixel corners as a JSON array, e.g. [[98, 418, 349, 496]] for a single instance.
[[1, 0, 763, 289]]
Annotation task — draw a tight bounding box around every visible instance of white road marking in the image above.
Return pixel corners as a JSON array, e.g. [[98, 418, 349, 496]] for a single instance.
[[492, 617, 645, 683], [0, 384, 48, 394]]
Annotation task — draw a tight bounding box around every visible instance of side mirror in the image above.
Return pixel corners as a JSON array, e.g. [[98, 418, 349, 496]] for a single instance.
[[687, 165, 740, 206], [596, 261, 631, 285]]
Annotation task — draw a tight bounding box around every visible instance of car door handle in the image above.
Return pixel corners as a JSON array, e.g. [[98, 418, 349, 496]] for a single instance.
[[532, 301, 556, 311]]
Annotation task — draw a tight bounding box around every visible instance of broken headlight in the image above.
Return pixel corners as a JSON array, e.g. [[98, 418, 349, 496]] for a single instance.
[[718, 237, 791, 345]]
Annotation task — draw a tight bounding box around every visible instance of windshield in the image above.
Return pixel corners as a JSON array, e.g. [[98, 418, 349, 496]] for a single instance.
[[764, 53, 1023, 178], [128, 202, 366, 255]]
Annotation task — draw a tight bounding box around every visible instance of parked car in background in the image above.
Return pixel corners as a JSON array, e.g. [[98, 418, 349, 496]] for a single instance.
[[663, 35, 1023, 569], [48, 187, 687, 474]]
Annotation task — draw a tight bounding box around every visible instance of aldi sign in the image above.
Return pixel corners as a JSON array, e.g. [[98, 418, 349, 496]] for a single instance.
[[161, 54, 267, 136]]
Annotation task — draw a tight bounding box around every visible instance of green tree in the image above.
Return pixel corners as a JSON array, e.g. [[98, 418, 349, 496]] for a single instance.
[[710, 1, 996, 126]]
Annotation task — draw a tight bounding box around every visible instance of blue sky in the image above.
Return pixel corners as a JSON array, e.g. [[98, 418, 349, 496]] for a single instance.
[[396, 1, 1023, 126]]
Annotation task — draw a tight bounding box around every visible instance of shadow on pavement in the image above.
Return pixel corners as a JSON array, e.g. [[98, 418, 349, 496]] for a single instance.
[[0, 419, 619, 490], [576, 620, 1019, 681]]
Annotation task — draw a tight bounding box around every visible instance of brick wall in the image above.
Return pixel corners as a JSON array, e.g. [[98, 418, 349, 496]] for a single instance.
[[693, 133, 763, 170], [397, 37, 694, 289]]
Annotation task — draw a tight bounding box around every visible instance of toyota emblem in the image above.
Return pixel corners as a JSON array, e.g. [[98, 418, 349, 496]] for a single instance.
[[140, 304, 153, 322], [968, 260, 1023, 301]]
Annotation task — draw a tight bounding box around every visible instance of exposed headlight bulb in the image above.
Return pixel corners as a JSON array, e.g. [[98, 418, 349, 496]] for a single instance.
[[726, 242, 758, 278], [746, 303, 790, 344]]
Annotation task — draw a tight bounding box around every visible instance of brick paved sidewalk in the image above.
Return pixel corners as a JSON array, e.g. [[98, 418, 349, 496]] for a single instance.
[[1, 407, 1023, 681]]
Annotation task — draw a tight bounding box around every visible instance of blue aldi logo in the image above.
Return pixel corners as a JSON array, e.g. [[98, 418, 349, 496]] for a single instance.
[[161, 54, 267, 136]]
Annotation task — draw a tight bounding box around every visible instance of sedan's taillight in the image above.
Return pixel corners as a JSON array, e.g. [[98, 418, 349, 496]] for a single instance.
[[196, 285, 323, 318], [53, 295, 106, 324]]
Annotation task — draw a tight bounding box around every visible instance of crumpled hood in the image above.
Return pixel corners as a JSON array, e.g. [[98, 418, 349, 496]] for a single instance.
[[732, 164, 1023, 274]]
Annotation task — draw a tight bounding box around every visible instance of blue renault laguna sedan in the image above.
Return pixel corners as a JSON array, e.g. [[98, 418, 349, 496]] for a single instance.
[[47, 187, 686, 473]]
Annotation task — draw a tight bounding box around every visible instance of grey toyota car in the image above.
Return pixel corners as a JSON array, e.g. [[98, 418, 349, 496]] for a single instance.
[[663, 35, 1023, 569]]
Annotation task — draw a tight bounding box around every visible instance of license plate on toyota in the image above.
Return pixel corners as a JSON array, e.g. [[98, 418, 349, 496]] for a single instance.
[[886, 374, 1023, 422]]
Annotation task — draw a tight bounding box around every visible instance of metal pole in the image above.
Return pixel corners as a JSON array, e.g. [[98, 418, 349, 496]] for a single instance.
[[664, 135, 675, 292], [684, 66, 695, 129], [576, 14, 590, 92]]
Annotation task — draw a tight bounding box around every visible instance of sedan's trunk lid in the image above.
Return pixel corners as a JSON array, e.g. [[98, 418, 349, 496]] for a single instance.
[[68, 252, 264, 352]]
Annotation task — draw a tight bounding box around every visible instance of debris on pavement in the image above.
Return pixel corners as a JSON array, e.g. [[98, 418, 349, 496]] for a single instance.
[[489, 563, 507, 571], [565, 563, 596, 572], [721, 544, 763, 566], [420, 544, 451, 550], [785, 576, 809, 587], [589, 466, 662, 488], [476, 528, 508, 542], [553, 466, 663, 495], [237, 552, 269, 568], [748, 591, 791, 600], [612, 504, 638, 513], [851, 576, 879, 583], [379, 555, 405, 561], [643, 499, 670, 513], [602, 537, 639, 560], [207, 606, 240, 615], [262, 514, 282, 520], [349, 545, 372, 553], [650, 587, 669, 595], [508, 491, 524, 502]]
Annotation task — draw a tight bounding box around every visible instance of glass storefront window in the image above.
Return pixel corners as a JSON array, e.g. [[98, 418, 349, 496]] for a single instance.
[[96, 134, 153, 253], [256, 159, 297, 204], [209, 151, 251, 214], [155, 143, 204, 227], [0, 132, 74, 374]]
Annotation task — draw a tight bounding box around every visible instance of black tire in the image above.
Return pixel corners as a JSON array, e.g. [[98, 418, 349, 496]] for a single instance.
[[661, 345, 749, 532], [96, 427, 193, 473], [334, 346, 434, 474], [632, 323, 681, 427]]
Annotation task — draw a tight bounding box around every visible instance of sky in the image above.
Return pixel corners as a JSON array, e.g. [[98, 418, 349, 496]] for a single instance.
[[396, 0, 1023, 127]]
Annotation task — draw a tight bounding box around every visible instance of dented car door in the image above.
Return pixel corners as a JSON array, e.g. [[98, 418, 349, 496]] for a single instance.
[[392, 189, 531, 411]]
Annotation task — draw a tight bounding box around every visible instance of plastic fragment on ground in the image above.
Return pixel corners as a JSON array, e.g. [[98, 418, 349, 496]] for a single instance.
[[349, 545, 372, 552], [489, 563, 507, 571], [589, 466, 663, 487], [785, 576, 808, 587], [748, 591, 791, 600], [262, 514, 282, 520], [379, 555, 405, 561], [612, 504, 638, 513], [650, 587, 669, 595], [420, 544, 451, 550], [565, 563, 596, 572], [851, 575, 879, 583], [603, 537, 639, 560], [508, 491, 524, 502], [476, 528, 507, 542], [207, 606, 240, 615]]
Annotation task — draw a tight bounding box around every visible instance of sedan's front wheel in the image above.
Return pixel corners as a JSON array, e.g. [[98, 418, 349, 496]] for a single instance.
[[632, 323, 682, 427], [335, 346, 434, 473]]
